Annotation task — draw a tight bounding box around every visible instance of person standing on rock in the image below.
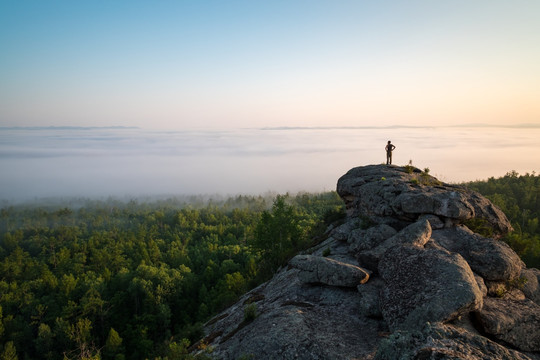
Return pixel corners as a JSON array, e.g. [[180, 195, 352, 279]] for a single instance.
[[385, 140, 396, 165]]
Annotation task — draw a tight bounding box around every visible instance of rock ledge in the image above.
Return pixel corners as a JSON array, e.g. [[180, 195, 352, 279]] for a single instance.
[[200, 165, 539, 360]]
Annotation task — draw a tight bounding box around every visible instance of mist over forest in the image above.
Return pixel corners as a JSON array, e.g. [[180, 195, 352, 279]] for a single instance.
[[1, 125, 538, 202]]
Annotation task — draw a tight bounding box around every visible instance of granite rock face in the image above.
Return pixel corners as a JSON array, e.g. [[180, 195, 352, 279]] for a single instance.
[[431, 226, 524, 281], [521, 267, 540, 305], [336, 165, 512, 235], [356, 219, 431, 271], [198, 258, 382, 360], [376, 322, 534, 360], [290, 254, 370, 287], [378, 243, 483, 331], [198, 165, 539, 360], [476, 296, 540, 352], [348, 224, 397, 253]]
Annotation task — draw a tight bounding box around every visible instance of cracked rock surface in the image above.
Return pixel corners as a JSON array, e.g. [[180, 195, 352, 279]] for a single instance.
[[199, 165, 539, 360]]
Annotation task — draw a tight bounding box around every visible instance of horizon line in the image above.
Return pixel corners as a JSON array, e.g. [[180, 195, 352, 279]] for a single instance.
[[1, 123, 539, 131], [260, 123, 540, 130], [0, 126, 140, 131]]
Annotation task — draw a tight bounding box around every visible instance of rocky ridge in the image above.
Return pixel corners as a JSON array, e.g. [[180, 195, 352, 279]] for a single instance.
[[198, 165, 540, 359]]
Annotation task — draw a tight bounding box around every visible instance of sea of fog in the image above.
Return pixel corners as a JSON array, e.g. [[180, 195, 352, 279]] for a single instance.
[[1, 125, 538, 202]]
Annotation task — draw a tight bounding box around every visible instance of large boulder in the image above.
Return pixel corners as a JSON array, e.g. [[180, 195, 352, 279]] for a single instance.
[[348, 224, 397, 252], [357, 219, 431, 271], [431, 226, 524, 281], [336, 166, 416, 228], [476, 297, 540, 352], [393, 190, 474, 220], [378, 244, 483, 331], [337, 165, 513, 235], [466, 190, 516, 238], [329, 219, 362, 242], [290, 254, 370, 287]]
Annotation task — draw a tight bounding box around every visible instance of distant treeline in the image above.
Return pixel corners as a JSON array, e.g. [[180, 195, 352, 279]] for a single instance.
[[464, 170, 540, 268], [0, 192, 344, 359]]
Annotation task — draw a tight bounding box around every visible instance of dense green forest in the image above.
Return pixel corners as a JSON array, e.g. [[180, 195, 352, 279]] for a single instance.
[[0, 193, 344, 359], [464, 171, 540, 268]]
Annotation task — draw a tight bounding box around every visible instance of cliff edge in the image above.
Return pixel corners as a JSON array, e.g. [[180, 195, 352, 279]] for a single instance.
[[198, 165, 540, 359]]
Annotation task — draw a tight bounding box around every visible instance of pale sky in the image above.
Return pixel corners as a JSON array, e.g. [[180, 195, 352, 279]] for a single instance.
[[1, 0, 539, 130]]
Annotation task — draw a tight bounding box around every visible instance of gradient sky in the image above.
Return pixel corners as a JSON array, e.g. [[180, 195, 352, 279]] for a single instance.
[[1, 0, 539, 130]]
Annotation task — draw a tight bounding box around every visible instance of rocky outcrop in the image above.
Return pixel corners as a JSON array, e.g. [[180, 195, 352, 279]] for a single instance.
[[198, 165, 539, 360], [336, 165, 512, 235], [198, 252, 382, 360]]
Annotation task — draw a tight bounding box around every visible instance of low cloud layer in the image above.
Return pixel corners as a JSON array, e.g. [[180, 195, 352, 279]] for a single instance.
[[1, 126, 538, 201]]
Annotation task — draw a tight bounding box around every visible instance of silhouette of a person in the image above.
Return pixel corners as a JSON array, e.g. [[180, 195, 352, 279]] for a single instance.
[[385, 140, 395, 165]]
